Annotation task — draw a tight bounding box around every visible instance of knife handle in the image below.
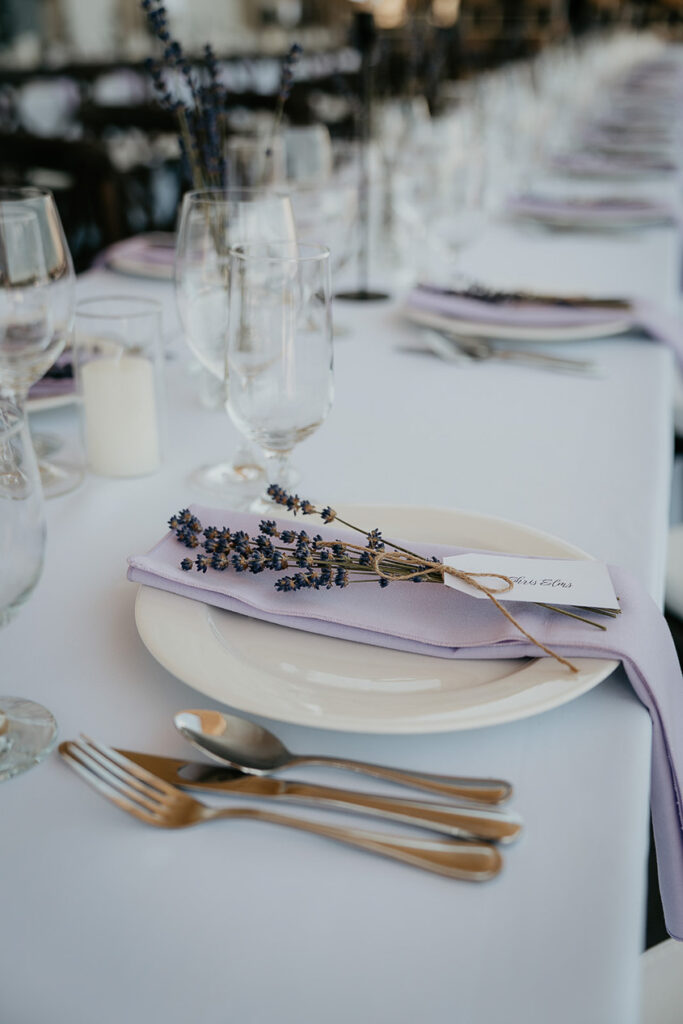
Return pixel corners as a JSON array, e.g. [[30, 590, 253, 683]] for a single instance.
[[292, 756, 513, 804], [275, 781, 522, 843], [222, 808, 503, 881]]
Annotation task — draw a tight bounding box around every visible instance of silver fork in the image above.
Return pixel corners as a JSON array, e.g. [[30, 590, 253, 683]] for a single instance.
[[423, 328, 596, 374], [60, 738, 502, 881]]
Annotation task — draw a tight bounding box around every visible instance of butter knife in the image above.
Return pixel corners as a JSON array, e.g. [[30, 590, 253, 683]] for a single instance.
[[118, 750, 523, 844]]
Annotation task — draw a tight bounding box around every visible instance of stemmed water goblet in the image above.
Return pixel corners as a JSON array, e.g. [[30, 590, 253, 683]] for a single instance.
[[0, 187, 79, 497], [174, 187, 297, 500], [226, 242, 333, 511], [288, 182, 358, 325], [0, 398, 57, 781]]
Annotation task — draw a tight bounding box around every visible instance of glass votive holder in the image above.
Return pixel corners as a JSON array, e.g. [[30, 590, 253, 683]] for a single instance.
[[74, 296, 164, 478]]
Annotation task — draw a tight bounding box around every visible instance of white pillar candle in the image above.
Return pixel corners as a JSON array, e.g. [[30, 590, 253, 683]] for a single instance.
[[81, 354, 161, 477]]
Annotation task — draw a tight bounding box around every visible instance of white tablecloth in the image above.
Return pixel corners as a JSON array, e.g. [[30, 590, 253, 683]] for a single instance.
[[1, 212, 678, 1023]]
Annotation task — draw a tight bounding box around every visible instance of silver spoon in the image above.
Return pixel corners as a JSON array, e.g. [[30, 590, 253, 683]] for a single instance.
[[174, 710, 513, 804]]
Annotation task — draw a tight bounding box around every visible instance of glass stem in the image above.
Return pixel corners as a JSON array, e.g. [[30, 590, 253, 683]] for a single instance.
[[1, 385, 27, 416], [264, 450, 293, 491], [231, 440, 263, 478]]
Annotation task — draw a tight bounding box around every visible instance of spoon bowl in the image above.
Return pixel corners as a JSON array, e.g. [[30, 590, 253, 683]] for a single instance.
[[174, 710, 292, 773]]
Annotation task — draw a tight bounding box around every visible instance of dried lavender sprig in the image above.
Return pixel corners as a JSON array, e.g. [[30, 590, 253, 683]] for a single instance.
[[266, 42, 303, 161], [169, 509, 432, 590], [140, 0, 224, 187], [264, 486, 614, 629]]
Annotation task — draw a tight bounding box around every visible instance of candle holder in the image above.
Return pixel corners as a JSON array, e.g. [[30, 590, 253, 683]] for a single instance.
[[74, 296, 165, 478]]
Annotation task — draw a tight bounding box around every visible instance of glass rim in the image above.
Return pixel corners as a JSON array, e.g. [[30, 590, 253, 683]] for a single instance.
[[75, 295, 162, 320], [183, 187, 291, 204], [0, 186, 54, 202], [229, 242, 330, 264], [0, 399, 23, 441]]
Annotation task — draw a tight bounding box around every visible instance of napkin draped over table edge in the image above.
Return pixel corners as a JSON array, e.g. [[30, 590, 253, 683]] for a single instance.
[[128, 506, 683, 939]]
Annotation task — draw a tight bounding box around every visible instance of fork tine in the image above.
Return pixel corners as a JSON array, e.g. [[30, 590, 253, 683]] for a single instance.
[[77, 736, 171, 805], [59, 742, 160, 825], [80, 735, 179, 796], [69, 739, 165, 814]]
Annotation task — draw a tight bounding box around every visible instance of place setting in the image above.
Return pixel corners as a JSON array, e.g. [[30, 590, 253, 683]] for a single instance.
[[3, 6, 683, 1023]]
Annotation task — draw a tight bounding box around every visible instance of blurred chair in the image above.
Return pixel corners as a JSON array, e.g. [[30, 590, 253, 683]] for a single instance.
[[0, 132, 126, 270], [641, 939, 683, 1024], [666, 373, 683, 639]]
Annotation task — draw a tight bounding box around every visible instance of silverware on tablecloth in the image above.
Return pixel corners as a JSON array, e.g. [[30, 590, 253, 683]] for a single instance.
[[440, 334, 597, 373], [417, 329, 596, 375], [174, 709, 513, 804], [59, 738, 503, 880], [117, 749, 522, 843]]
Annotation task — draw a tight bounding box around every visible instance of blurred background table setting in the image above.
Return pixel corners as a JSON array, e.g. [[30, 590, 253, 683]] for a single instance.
[[2, 3, 683, 1024]]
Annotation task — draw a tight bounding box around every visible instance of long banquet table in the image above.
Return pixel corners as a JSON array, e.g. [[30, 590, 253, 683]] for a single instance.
[[1, 206, 678, 1022]]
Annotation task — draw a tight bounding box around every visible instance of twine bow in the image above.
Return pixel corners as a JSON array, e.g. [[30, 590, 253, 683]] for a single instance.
[[372, 551, 578, 673]]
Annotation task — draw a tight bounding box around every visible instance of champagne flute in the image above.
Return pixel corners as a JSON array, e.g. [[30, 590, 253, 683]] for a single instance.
[[0, 187, 80, 498], [226, 242, 333, 511], [175, 188, 297, 499], [0, 398, 56, 781]]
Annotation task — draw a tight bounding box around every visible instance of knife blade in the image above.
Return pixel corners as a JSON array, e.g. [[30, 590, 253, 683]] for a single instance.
[[117, 750, 523, 844]]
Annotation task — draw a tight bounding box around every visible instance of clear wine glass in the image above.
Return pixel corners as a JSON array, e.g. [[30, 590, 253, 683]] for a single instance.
[[0, 398, 56, 782], [284, 125, 333, 185], [288, 182, 358, 332], [226, 242, 333, 511], [0, 187, 80, 498], [175, 188, 297, 499], [288, 182, 358, 280], [225, 135, 287, 188]]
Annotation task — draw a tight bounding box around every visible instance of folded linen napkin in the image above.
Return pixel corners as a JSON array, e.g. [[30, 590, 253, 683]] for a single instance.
[[506, 193, 678, 227], [128, 506, 683, 940], [552, 151, 677, 178], [405, 284, 683, 372]]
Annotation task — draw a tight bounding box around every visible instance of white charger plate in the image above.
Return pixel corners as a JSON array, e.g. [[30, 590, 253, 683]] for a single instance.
[[404, 306, 634, 345], [106, 255, 174, 281], [134, 505, 618, 734]]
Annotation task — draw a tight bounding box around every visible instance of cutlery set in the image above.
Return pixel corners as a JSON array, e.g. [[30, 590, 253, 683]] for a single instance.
[[59, 708, 522, 882], [417, 328, 596, 375]]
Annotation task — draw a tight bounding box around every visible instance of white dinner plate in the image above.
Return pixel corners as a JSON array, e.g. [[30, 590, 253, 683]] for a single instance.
[[403, 306, 634, 345], [106, 255, 174, 281], [134, 504, 618, 734]]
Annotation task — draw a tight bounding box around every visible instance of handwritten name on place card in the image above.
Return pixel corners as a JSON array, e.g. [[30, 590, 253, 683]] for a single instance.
[[442, 554, 619, 610]]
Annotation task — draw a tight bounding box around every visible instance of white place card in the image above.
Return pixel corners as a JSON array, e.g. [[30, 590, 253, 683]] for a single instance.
[[442, 554, 620, 610]]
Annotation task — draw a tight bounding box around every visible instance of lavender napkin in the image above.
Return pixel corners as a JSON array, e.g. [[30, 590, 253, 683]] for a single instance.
[[128, 506, 683, 940], [100, 234, 175, 280], [552, 151, 677, 178], [405, 285, 683, 372], [506, 193, 677, 228]]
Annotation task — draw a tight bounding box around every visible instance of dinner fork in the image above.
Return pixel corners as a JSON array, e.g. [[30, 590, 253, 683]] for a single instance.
[[59, 738, 502, 881], [438, 332, 596, 373]]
